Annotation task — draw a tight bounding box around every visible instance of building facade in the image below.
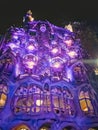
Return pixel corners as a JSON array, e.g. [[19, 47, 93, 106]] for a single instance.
[[0, 11, 98, 130]]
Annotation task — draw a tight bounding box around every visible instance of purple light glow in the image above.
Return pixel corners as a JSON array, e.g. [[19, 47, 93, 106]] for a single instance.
[[7, 43, 19, 50], [66, 68, 73, 81], [3, 20, 84, 81], [0, 11, 97, 130], [51, 40, 57, 45], [52, 62, 62, 68], [67, 51, 77, 58], [23, 54, 38, 69], [12, 35, 18, 40], [15, 64, 20, 77], [25, 61, 35, 69], [27, 44, 35, 51], [50, 57, 64, 69], [65, 39, 73, 46], [51, 48, 59, 54], [40, 24, 46, 32]]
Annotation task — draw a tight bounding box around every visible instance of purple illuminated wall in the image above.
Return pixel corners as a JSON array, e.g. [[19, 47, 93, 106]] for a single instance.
[[0, 11, 98, 130]]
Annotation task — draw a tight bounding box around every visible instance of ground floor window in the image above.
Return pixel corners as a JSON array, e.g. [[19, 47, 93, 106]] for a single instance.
[[12, 124, 30, 130], [88, 128, 98, 130], [39, 124, 51, 130]]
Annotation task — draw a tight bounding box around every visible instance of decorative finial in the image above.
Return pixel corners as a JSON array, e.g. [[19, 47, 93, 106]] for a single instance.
[[23, 10, 34, 23], [27, 10, 34, 22], [27, 10, 32, 15], [65, 24, 73, 32]]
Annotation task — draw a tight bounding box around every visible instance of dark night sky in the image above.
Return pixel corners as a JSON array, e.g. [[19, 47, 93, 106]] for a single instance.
[[0, 0, 98, 34]]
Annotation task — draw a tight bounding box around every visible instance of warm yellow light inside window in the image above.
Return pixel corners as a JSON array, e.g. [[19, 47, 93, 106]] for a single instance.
[[79, 90, 94, 113], [86, 99, 93, 111], [12, 124, 30, 130], [40, 126, 50, 130], [67, 51, 77, 58], [36, 99, 43, 106], [0, 93, 7, 107], [40, 128, 47, 130], [80, 100, 88, 112]]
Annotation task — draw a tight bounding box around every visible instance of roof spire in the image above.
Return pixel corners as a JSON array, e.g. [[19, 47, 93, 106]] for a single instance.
[[23, 10, 34, 23]]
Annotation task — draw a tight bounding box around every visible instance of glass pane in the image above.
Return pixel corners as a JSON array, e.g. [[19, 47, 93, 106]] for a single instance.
[[85, 91, 90, 98], [33, 85, 41, 93], [79, 91, 85, 99], [27, 97, 33, 107], [59, 96, 65, 109], [0, 93, 7, 107], [80, 99, 88, 112], [40, 125, 51, 130], [0, 84, 8, 93], [87, 99, 94, 112], [34, 94, 43, 107], [19, 98, 27, 107], [52, 95, 59, 108], [3, 85, 8, 93], [36, 107, 40, 112], [43, 95, 51, 112]]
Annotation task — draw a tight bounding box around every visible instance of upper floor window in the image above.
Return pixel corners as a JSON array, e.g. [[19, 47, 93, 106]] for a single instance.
[[73, 64, 87, 83]]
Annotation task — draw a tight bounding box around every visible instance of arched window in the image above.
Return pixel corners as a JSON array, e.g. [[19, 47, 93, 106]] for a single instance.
[[0, 52, 16, 78], [79, 87, 94, 115], [73, 64, 87, 83], [39, 124, 51, 130], [0, 83, 8, 111], [12, 124, 30, 130]]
